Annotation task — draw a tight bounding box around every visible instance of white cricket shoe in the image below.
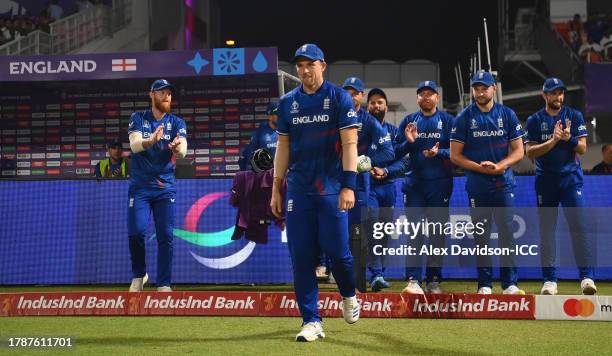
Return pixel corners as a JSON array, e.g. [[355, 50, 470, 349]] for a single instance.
[[295, 322, 325, 342], [581, 278, 597, 295], [402, 280, 424, 295], [128, 273, 148, 292], [342, 296, 360, 324], [503, 285, 525, 295], [157, 286, 173, 292], [477, 286, 492, 294], [425, 281, 443, 294], [541, 281, 558, 295]]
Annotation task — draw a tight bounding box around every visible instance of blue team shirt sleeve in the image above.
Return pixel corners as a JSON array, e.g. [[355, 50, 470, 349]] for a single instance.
[[176, 118, 187, 138], [337, 90, 359, 130], [385, 155, 410, 178], [276, 98, 290, 135], [525, 115, 540, 144], [437, 113, 453, 159], [367, 118, 394, 167], [507, 108, 524, 141], [571, 110, 588, 137], [128, 112, 143, 135], [450, 111, 467, 144]]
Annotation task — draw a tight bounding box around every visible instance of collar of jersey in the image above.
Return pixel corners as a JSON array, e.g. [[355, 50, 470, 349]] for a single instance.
[[299, 80, 329, 96], [540, 105, 566, 119]]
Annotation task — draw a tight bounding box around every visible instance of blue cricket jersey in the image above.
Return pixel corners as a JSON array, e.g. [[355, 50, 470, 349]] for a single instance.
[[239, 122, 278, 170], [277, 80, 359, 195], [451, 102, 524, 191], [525, 106, 587, 176], [128, 110, 187, 191], [356, 109, 394, 191], [372, 121, 406, 184], [395, 110, 454, 182]]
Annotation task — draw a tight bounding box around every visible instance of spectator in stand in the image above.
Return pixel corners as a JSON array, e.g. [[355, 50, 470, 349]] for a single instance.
[[37, 15, 50, 32], [569, 14, 584, 35], [578, 35, 603, 63], [47, 0, 63, 22], [0, 19, 13, 42], [600, 29, 612, 61], [591, 144, 612, 175], [568, 20, 582, 53], [76, 0, 94, 12], [585, 14, 608, 44]]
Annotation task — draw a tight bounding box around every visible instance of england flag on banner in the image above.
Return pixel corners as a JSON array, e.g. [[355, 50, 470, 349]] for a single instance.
[[111, 59, 137, 72]]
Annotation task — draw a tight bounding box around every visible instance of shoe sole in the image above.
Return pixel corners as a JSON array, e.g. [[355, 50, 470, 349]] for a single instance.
[[295, 332, 325, 342], [582, 286, 597, 295], [344, 310, 360, 324], [541, 290, 557, 295]]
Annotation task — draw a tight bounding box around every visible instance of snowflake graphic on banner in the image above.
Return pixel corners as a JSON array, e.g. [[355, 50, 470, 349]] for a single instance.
[[213, 48, 245, 75]]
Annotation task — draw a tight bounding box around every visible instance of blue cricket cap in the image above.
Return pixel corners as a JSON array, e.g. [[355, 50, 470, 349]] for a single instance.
[[367, 88, 388, 103], [471, 71, 496, 87], [292, 43, 325, 63], [107, 139, 122, 149], [266, 101, 279, 115], [542, 77, 566, 92], [342, 77, 365, 92], [417, 80, 439, 93], [150, 79, 175, 92]]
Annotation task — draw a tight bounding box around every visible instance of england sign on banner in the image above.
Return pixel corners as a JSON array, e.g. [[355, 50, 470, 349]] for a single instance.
[[111, 59, 137, 72], [0, 48, 278, 81]]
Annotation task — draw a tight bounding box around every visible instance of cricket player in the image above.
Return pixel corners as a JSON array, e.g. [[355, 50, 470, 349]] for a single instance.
[[342, 77, 394, 292], [127, 79, 187, 292], [525, 77, 596, 295], [239, 101, 279, 170], [450, 71, 525, 295], [270, 44, 361, 342], [366, 88, 403, 291], [394, 81, 454, 294]]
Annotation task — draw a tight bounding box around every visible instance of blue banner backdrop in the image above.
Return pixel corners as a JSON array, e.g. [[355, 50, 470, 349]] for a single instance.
[[0, 48, 278, 82], [585, 63, 612, 114], [0, 176, 611, 285]]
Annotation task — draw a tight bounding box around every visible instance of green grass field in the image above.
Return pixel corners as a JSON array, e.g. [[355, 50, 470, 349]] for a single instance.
[[1, 281, 611, 355]]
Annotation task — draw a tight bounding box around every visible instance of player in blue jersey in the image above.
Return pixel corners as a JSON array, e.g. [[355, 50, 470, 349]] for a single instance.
[[270, 44, 361, 342], [525, 77, 596, 295], [365, 88, 406, 292], [450, 71, 525, 295], [394, 81, 454, 295], [239, 101, 279, 170], [341, 77, 394, 291], [126, 79, 187, 293]]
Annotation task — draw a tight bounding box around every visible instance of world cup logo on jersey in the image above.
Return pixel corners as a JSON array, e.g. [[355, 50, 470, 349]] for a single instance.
[[290, 101, 299, 114], [471, 119, 478, 129], [541, 122, 548, 131], [498, 117, 504, 128], [437, 120, 443, 130]]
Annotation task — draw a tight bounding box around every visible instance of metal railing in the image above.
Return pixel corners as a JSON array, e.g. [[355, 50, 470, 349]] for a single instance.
[[0, 30, 51, 56], [0, 0, 132, 56], [50, 5, 109, 54]]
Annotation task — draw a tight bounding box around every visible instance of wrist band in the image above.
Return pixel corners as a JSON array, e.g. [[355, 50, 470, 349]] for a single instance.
[[341, 171, 357, 190], [568, 137, 579, 148]]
